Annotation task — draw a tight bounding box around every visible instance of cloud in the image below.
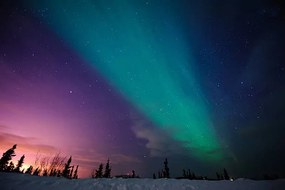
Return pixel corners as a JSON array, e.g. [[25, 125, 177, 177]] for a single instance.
[[0, 131, 58, 155], [0, 132, 34, 144], [110, 154, 142, 164], [132, 120, 186, 157], [72, 149, 141, 167], [0, 130, 142, 178]]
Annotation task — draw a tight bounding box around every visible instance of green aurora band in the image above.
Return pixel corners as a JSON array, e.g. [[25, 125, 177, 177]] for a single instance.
[[28, 0, 224, 162]]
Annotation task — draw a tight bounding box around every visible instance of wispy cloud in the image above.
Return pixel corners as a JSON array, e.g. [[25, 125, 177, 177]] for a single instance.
[[132, 120, 186, 157], [72, 149, 141, 167], [0, 131, 58, 155], [110, 154, 142, 164]]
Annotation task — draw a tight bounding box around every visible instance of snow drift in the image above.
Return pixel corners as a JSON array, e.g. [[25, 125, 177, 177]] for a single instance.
[[0, 173, 284, 190]]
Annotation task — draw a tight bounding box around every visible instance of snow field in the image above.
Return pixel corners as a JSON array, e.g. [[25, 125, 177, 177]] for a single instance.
[[0, 173, 284, 190]]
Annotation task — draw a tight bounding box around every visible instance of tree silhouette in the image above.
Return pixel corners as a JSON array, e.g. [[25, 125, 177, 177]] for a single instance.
[[69, 165, 74, 179], [95, 163, 103, 178], [0, 144, 17, 171], [14, 155, 25, 173], [73, 165, 79, 179], [103, 159, 111, 178], [48, 152, 66, 176], [216, 172, 221, 180], [183, 169, 186, 178], [62, 156, 72, 179], [49, 169, 56, 176], [182, 169, 194, 179], [0, 144, 79, 178], [33, 167, 40, 176], [192, 172, 196, 179], [223, 168, 230, 180], [25, 166, 33, 175], [43, 169, 48, 176], [163, 158, 170, 178], [131, 170, 136, 178], [39, 156, 49, 176], [7, 161, 15, 172]]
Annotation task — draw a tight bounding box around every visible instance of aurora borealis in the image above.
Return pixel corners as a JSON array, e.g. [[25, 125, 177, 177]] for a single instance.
[[1, 0, 285, 178], [27, 0, 224, 162]]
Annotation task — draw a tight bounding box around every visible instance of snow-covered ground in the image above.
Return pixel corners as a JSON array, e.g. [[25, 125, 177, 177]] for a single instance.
[[0, 173, 284, 190]]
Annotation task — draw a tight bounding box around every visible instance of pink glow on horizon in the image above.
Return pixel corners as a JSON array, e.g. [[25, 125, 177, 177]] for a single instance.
[[0, 134, 142, 178]]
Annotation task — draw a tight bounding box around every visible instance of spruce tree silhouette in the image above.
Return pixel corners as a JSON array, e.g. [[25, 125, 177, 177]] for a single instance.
[[43, 169, 48, 176], [95, 163, 103, 178], [73, 165, 79, 179], [69, 165, 74, 179], [163, 158, 170, 178], [192, 172, 196, 179], [14, 155, 25, 173], [7, 161, 15, 172], [103, 159, 111, 178], [131, 170, 136, 178], [49, 169, 55, 176], [33, 167, 40, 176], [25, 166, 33, 175], [0, 144, 17, 171], [182, 169, 193, 179], [223, 168, 230, 180], [216, 172, 221, 180], [183, 169, 186, 178], [62, 156, 72, 179], [188, 169, 192, 179]]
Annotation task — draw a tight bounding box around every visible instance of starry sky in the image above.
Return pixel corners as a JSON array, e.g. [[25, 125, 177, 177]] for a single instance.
[[0, 0, 285, 178]]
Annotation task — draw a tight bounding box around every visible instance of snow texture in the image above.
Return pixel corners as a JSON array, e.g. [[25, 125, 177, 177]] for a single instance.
[[0, 173, 284, 190]]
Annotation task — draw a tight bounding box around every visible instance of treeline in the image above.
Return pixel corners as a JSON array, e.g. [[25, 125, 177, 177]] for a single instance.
[[152, 157, 232, 181], [0, 145, 233, 180], [90, 159, 111, 178], [153, 158, 170, 179], [89, 158, 139, 179], [0, 144, 78, 179], [1, 144, 280, 180]]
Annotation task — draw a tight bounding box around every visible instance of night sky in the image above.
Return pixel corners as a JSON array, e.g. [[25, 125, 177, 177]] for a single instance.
[[1, 0, 285, 178]]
